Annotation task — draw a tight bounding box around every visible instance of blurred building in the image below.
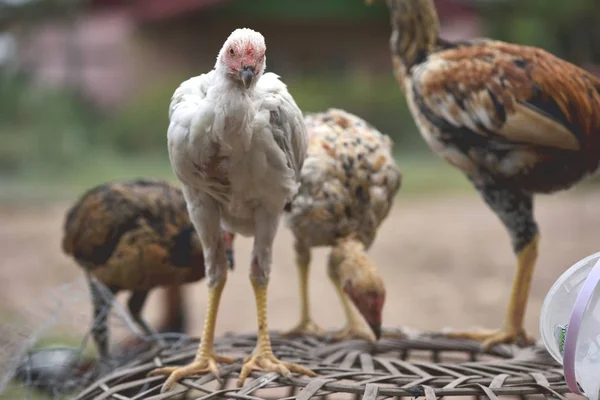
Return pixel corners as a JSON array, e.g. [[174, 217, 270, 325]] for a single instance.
[[14, 0, 481, 110]]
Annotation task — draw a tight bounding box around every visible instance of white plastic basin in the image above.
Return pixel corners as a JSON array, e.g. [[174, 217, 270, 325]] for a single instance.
[[540, 251, 600, 400]]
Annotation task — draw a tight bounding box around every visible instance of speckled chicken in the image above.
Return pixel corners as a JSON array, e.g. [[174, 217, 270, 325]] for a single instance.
[[369, 0, 600, 349], [62, 179, 235, 360], [284, 109, 402, 342]]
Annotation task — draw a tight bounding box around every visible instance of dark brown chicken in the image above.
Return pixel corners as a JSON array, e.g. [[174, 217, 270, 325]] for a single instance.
[[369, 0, 600, 349], [62, 179, 235, 360]]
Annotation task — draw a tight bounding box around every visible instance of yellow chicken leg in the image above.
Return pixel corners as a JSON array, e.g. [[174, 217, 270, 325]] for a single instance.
[[328, 272, 376, 343], [148, 277, 234, 393], [237, 279, 316, 387], [447, 234, 539, 350], [283, 246, 326, 337]]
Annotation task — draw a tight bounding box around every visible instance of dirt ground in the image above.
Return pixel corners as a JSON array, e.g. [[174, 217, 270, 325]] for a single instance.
[[1, 188, 599, 346]]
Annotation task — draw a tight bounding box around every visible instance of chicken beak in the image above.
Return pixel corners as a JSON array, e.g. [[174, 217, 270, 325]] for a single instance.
[[240, 66, 255, 88], [369, 322, 382, 341]]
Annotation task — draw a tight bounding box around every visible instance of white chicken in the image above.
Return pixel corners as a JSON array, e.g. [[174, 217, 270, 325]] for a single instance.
[[148, 28, 314, 392]]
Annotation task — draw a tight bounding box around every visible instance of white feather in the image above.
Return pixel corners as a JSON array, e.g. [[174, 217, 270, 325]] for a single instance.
[[167, 34, 307, 237]]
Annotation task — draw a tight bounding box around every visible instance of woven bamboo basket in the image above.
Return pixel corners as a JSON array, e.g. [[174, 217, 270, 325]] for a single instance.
[[72, 328, 570, 400]]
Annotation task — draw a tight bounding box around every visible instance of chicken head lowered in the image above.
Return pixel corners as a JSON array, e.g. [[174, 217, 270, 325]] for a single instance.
[[148, 28, 313, 391]]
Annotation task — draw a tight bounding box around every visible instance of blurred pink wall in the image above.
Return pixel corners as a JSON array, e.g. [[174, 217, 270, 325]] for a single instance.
[[15, 0, 481, 110], [18, 9, 136, 110]]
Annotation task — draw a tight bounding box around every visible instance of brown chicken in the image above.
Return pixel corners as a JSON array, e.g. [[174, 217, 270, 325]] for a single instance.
[[62, 179, 235, 360], [284, 109, 402, 342], [368, 0, 600, 349]]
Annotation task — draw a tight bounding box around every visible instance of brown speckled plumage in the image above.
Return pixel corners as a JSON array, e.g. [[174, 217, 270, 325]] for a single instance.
[[375, 0, 600, 348], [62, 179, 234, 359], [64, 179, 206, 290], [284, 109, 401, 341], [287, 109, 401, 250]]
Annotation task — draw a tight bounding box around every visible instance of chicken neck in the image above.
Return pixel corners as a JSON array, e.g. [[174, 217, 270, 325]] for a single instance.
[[328, 273, 376, 342], [332, 237, 379, 288], [326, 238, 378, 342], [388, 0, 440, 69]]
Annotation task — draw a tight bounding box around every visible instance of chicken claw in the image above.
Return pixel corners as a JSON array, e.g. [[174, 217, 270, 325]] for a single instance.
[[237, 351, 315, 387], [282, 320, 327, 338], [329, 323, 376, 343], [148, 353, 235, 393], [445, 328, 535, 350]]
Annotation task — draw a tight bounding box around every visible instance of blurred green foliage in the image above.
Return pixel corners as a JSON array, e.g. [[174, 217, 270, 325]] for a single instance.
[[0, 73, 98, 175], [480, 0, 600, 64], [1, 0, 83, 29], [96, 71, 417, 157], [219, 0, 388, 21], [289, 71, 417, 146], [0, 71, 416, 162], [1, 0, 600, 198], [1, 70, 470, 201], [97, 76, 178, 155]]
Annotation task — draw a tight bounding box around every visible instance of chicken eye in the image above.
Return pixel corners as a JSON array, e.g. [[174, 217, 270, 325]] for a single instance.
[[229, 48, 235, 56]]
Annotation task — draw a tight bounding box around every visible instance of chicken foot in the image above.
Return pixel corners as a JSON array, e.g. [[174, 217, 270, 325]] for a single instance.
[[148, 277, 234, 393], [238, 274, 316, 387], [238, 212, 316, 387], [446, 234, 539, 350], [283, 244, 326, 338], [149, 196, 234, 393]]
